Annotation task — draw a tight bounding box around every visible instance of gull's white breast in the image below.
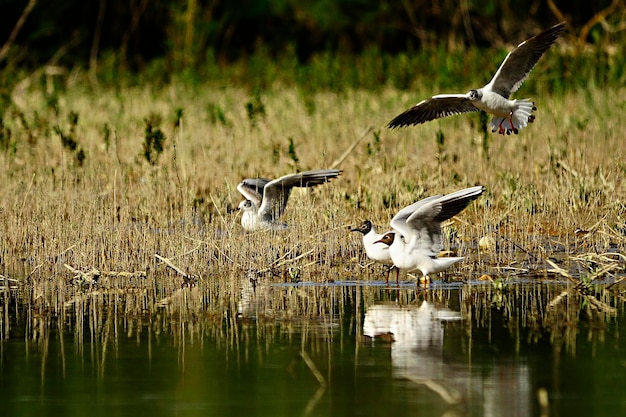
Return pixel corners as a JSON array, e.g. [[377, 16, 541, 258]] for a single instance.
[[474, 91, 515, 117]]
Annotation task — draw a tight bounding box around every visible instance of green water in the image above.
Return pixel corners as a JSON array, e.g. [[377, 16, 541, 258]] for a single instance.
[[1, 282, 624, 417]]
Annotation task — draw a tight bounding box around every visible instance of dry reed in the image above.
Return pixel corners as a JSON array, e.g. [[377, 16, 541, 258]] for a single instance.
[[0, 81, 624, 300]]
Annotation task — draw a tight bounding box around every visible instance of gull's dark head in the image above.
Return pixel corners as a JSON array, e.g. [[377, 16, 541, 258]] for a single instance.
[[374, 232, 395, 246], [238, 200, 254, 212], [349, 220, 372, 235], [468, 89, 482, 100]]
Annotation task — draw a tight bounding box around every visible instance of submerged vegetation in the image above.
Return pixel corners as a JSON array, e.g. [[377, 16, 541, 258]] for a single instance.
[[2, 280, 622, 415]]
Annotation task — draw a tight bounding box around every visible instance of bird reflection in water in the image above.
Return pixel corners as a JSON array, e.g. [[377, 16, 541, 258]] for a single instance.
[[363, 301, 532, 416]]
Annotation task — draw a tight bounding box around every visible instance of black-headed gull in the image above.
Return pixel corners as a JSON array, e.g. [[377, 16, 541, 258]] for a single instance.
[[375, 186, 484, 280], [350, 220, 399, 284], [388, 22, 565, 135], [237, 169, 341, 231]]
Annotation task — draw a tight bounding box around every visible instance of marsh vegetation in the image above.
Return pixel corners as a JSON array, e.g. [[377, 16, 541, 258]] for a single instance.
[[0, 61, 624, 288]]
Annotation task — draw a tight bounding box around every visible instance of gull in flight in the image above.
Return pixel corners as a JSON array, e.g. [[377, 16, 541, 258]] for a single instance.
[[375, 186, 484, 281], [237, 169, 341, 231], [388, 22, 566, 135], [350, 220, 399, 284]]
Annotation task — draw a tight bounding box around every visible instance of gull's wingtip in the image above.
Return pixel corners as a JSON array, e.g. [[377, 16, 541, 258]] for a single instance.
[[465, 185, 486, 198], [453, 185, 485, 201], [324, 168, 343, 178], [387, 118, 403, 129], [387, 108, 422, 129], [541, 21, 567, 39], [550, 21, 567, 36], [387, 117, 409, 129], [387, 119, 400, 129], [298, 168, 343, 187]]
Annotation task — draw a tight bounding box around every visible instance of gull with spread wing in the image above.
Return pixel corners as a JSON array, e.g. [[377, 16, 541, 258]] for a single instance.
[[237, 169, 341, 231], [375, 186, 484, 280], [350, 220, 399, 284], [388, 22, 565, 135]]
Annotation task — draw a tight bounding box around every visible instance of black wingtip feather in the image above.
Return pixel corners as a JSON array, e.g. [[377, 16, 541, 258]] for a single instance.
[[434, 186, 485, 222], [387, 111, 422, 129]]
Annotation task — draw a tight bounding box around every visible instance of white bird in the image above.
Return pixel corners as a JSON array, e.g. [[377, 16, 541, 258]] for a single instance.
[[349, 220, 399, 284], [237, 169, 341, 231], [375, 186, 484, 280], [388, 22, 565, 135]]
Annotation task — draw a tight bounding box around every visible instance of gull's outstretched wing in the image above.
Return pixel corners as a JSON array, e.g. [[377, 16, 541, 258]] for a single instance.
[[404, 186, 484, 254], [237, 178, 270, 208], [258, 169, 341, 222], [486, 22, 565, 98], [388, 94, 479, 128], [390, 195, 443, 240]]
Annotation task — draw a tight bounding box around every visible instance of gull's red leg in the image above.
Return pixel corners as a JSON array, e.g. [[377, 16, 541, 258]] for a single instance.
[[498, 121, 505, 135]]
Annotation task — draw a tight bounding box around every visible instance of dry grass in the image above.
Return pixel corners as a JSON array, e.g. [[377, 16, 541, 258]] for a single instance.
[[0, 80, 624, 294]]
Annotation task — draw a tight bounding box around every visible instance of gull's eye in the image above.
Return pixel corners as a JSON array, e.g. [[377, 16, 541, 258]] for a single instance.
[[238, 200, 253, 210]]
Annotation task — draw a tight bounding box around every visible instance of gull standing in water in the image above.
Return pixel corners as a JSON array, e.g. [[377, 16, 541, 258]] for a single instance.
[[350, 220, 399, 284], [388, 22, 565, 135], [375, 186, 484, 281], [237, 169, 341, 231]]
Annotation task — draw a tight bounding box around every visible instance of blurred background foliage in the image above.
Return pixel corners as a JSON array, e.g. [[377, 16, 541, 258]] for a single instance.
[[0, 0, 624, 91]]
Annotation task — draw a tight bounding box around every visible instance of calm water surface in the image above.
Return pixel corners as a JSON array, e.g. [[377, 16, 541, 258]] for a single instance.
[[1, 280, 624, 417]]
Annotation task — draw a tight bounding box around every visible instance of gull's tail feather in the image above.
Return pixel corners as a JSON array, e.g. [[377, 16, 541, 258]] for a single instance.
[[425, 256, 465, 276], [490, 99, 536, 135]]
